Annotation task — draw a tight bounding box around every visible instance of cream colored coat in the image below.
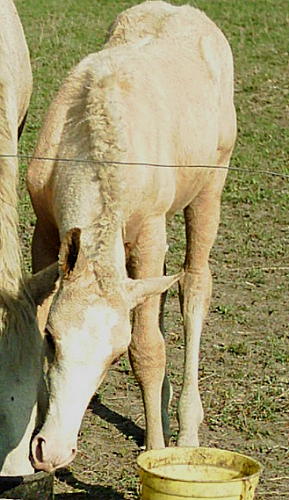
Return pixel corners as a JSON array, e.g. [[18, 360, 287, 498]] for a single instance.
[[28, 1, 236, 472]]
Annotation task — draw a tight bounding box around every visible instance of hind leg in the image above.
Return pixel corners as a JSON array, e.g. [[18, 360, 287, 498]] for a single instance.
[[159, 263, 173, 445]]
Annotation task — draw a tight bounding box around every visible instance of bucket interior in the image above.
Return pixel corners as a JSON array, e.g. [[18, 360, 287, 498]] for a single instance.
[[149, 463, 242, 481], [138, 447, 261, 482]]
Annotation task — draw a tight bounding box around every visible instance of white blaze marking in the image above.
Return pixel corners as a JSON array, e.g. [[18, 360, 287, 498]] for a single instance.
[[61, 303, 119, 365], [45, 303, 120, 435]]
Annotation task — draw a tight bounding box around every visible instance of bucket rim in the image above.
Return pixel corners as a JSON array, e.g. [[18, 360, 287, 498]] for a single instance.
[[137, 446, 262, 484]]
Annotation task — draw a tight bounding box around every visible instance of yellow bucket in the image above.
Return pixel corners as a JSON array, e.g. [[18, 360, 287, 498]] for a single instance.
[[137, 447, 261, 500]]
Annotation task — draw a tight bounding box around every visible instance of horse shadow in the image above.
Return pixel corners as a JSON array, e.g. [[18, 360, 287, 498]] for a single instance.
[[89, 394, 144, 447], [55, 397, 143, 498], [55, 470, 126, 499]]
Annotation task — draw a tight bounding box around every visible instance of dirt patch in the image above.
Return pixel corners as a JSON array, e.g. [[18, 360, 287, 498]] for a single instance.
[[53, 210, 289, 499]]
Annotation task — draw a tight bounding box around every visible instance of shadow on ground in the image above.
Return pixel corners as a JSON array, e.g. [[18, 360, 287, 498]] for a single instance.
[[89, 394, 145, 447], [55, 470, 126, 499], [54, 394, 143, 498]]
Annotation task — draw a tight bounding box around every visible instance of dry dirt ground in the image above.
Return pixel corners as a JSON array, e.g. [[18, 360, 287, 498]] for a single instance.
[[52, 210, 288, 499]]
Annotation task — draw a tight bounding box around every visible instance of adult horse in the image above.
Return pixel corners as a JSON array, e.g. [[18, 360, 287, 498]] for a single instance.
[[0, 0, 57, 475], [27, 1, 236, 472]]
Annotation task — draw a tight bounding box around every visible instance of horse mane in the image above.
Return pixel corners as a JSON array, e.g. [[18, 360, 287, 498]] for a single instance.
[[0, 191, 39, 346], [0, 71, 35, 342], [0, 285, 39, 357], [55, 58, 127, 276]]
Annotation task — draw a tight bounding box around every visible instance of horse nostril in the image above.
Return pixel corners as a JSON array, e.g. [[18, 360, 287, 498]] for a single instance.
[[33, 436, 46, 464], [30, 435, 77, 471]]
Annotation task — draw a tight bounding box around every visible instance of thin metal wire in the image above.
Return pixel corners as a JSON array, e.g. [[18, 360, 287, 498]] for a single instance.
[[0, 153, 289, 178], [0, 152, 288, 278], [0, 152, 288, 210]]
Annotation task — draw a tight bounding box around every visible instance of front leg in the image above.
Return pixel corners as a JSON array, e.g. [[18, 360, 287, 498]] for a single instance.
[[128, 215, 168, 449], [177, 189, 222, 446]]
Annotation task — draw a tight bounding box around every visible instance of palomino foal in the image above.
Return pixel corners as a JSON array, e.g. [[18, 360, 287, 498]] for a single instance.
[[27, 1, 236, 472]]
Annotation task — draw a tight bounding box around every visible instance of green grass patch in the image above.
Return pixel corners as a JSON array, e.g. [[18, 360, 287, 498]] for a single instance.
[[13, 1, 289, 498]]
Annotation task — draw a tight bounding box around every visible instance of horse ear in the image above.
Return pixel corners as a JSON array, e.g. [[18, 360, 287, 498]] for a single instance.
[[27, 262, 59, 306], [59, 227, 86, 278], [125, 272, 183, 309]]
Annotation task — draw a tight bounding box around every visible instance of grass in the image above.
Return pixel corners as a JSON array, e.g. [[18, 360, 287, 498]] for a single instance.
[[14, 0, 289, 498]]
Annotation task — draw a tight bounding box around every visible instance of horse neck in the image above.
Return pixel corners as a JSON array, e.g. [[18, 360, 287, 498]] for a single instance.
[[0, 76, 23, 295], [0, 157, 23, 296], [81, 219, 127, 281]]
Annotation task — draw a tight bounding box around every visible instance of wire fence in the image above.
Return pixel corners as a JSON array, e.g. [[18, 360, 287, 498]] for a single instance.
[[0, 151, 288, 214], [1, 153, 289, 178]]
